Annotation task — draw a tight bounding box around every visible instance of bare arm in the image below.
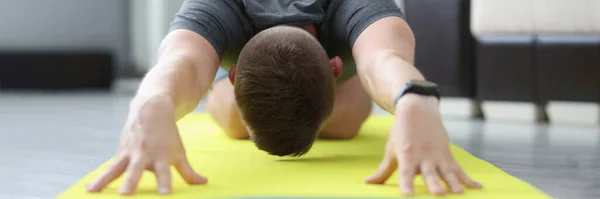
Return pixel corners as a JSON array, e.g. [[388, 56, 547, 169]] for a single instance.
[[86, 29, 219, 195], [131, 29, 220, 119], [354, 17, 482, 196], [353, 17, 423, 113]]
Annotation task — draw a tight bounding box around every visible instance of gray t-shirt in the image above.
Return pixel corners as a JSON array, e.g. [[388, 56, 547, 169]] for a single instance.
[[169, 0, 404, 82]]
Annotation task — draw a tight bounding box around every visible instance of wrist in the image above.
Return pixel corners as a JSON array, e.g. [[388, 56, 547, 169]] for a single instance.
[[128, 93, 176, 121], [392, 80, 440, 112], [394, 93, 440, 116]]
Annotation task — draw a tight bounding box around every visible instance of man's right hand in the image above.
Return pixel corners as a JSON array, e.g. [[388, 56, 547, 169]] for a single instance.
[[85, 96, 207, 195]]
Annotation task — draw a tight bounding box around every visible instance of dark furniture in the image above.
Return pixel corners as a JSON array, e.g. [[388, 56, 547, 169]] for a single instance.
[[474, 36, 538, 102], [405, 0, 600, 104], [0, 51, 114, 90], [535, 36, 600, 103], [405, 0, 475, 98]]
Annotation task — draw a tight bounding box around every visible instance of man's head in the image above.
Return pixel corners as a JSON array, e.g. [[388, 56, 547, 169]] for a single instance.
[[230, 26, 340, 156]]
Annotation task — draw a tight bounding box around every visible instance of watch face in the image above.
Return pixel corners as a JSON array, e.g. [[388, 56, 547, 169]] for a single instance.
[[410, 80, 438, 87]]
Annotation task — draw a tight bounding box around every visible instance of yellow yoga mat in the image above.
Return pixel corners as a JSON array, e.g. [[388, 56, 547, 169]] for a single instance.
[[59, 114, 550, 199]]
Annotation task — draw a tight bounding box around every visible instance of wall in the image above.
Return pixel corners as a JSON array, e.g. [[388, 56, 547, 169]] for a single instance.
[[0, 0, 130, 76], [130, 0, 150, 74], [396, 0, 406, 11], [130, 0, 184, 73]]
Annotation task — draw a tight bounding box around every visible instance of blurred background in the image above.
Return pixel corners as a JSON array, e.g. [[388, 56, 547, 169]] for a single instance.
[[1, 0, 598, 124], [0, 0, 599, 199]]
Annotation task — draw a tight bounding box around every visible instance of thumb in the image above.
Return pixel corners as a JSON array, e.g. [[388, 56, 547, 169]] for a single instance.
[[365, 149, 397, 184], [174, 157, 208, 185]]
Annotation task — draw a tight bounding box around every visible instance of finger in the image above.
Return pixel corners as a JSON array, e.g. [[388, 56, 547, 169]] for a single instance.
[[397, 158, 416, 195], [365, 149, 397, 184], [174, 157, 207, 185], [439, 167, 463, 194], [456, 167, 482, 189], [421, 162, 445, 195], [154, 161, 172, 195], [118, 157, 146, 195], [86, 157, 128, 192]]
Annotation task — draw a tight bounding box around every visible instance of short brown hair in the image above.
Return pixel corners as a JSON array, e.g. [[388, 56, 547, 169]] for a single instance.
[[234, 26, 335, 157]]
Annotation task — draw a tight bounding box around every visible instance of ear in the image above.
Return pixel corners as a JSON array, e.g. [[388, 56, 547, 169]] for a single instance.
[[229, 64, 236, 85], [329, 56, 343, 78]]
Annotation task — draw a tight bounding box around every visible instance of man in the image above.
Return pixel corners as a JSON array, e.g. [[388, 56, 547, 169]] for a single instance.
[[85, 0, 482, 196]]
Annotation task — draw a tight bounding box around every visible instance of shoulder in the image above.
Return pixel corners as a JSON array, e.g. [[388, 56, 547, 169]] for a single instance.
[[170, 0, 254, 60]]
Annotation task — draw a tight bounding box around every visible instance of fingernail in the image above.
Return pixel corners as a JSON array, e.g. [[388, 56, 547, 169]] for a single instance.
[[158, 187, 171, 195], [118, 187, 129, 195], [364, 176, 381, 184], [433, 188, 445, 196], [454, 188, 464, 194], [86, 183, 99, 192], [400, 186, 413, 194], [197, 176, 208, 184]]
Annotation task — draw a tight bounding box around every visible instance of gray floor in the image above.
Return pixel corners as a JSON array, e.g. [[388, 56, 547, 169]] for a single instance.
[[1, 86, 599, 199]]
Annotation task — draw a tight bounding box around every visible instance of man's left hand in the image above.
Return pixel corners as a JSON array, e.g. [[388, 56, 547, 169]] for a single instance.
[[365, 94, 482, 195]]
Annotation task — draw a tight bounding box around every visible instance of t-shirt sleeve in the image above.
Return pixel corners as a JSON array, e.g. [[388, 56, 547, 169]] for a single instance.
[[320, 0, 405, 83], [169, 0, 253, 59], [329, 0, 406, 47]]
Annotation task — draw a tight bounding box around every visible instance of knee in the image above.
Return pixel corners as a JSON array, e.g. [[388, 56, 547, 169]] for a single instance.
[[209, 106, 249, 139], [320, 103, 371, 140], [320, 115, 368, 140], [206, 83, 249, 139], [320, 128, 359, 140], [225, 127, 250, 139], [208, 100, 249, 139]]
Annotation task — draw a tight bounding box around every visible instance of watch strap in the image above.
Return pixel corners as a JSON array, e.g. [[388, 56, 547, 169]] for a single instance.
[[393, 81, 441, 107]]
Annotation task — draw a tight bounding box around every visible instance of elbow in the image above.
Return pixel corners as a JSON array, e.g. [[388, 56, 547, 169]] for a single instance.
[[361, 49, 406, 76]]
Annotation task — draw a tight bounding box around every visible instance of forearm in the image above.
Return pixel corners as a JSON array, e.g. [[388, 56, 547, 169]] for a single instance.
[[353, 17, 437, 115], [129, 30, 220, 120], [353, 17, 426, 114], [360, 50, 425, 113], [131, 58, 205, 120]]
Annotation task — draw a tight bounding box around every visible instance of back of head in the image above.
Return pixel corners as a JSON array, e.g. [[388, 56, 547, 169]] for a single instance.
[[235, 26, 335, 157]]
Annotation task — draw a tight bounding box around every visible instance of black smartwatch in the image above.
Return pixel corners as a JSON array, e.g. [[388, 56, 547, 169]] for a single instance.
[[394, 80, 441, 106]]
